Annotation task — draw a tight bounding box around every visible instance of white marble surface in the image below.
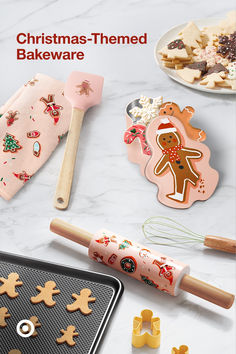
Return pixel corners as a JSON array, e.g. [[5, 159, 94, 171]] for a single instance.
[[0, 0, 235, 353]]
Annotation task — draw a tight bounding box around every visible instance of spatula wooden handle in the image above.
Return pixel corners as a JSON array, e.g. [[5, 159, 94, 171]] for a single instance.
[[54, 108, 84, 210], [204, 235, 236, 254]]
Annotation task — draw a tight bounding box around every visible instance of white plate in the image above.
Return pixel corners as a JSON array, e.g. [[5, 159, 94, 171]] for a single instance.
[[154, 17, 235, 95]]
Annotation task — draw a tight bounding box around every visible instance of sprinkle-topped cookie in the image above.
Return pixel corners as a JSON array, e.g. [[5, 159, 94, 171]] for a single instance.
[[217, 31, 236, 61], [168, 39, 185, 50]]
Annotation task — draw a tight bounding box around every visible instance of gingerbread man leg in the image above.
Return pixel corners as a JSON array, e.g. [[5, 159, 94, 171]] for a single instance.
[[0, 307, 11, 327], [168, 176, 187, 202]]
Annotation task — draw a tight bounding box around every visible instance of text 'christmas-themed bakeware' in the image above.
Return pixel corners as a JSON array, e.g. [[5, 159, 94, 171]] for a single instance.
[[54, 71, 104, 210], [0, 252, 123, 354], [50, 218, 235, 309], [124, 96, 219, 209]]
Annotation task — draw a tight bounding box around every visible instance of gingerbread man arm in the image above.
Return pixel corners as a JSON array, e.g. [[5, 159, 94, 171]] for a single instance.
[[36, 286, 43, 291], [154, 155, 169, 175], [53, 289, 61, 295], [182, 147, 202, 158]]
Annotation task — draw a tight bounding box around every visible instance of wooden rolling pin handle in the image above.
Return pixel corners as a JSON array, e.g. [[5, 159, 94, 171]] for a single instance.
[[54, 108, 85, 210], [204, 235, 236, 254], [180, 274, 234, 309], [50, 218, 93, 248]]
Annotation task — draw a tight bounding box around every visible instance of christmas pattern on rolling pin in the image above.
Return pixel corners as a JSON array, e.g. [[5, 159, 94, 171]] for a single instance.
[[88, 229, 189, 296]]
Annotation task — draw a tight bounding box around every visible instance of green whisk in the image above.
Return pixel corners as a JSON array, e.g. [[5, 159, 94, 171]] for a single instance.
[[142, 216, 236, 254]]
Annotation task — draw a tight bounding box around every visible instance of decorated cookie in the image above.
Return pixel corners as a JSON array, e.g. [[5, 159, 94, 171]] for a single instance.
[[200, 72, 226, 89], [124, 96, 163, 175], [129, 95, 163, 125], [178, 22, 202, 48], [0, 307, 11, 327], [145, 115, 219, 208], [158, 102, 206, 142], [217, 32, 236, 61], [227, 62, 236, 79], [66, 289, 96, 315], [159, 41, 189, 59], [56, 325, 79, 347], [193, 46, 229, 67], [206, 63, 228, 75], [186, 61, 207, 74], [30, 281, 60, 308], [176, 67, 201, 83], [0, 273, 23, 298], [124, 125, 151, 156]]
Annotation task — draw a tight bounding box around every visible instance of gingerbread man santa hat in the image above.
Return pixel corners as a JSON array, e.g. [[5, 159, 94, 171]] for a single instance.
[[145, 113, 219, 208], [156, 118, 177, 134]]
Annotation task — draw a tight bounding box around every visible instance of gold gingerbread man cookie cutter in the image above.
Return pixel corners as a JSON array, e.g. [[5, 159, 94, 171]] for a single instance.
[[132, 309, 160, 348], [172, 345, 189, 353]]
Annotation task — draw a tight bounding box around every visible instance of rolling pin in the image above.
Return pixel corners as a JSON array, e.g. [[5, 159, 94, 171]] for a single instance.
[[50, 218, 235, 309]]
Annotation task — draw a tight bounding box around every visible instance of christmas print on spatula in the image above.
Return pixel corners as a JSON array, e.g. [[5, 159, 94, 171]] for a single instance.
[[124, 96, 219, 208]]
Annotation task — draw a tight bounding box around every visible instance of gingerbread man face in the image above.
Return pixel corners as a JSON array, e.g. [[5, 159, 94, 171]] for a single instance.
[[157, 132, 181, 150], [159, 102, 177, 116]]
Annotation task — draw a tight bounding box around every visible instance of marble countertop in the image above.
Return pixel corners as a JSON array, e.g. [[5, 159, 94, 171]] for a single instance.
[[0, 0, 235, 353]]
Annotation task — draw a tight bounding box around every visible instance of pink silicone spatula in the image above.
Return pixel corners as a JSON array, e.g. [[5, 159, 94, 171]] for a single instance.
[[54, 71, 104, 210]]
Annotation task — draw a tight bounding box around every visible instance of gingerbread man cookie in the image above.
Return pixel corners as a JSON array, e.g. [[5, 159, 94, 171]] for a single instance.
[[67, 288, 96, 315], [159, 102, 206, 142], [20, 316, 41, 337], [56, 325, 79, 347], [0, 307, 11, 327], [145, 116, 219, 208], [153, 120, 202, 203], [30, 281, 60, 308], [0, 273, 23, 298], [172, 345, 189, 354]]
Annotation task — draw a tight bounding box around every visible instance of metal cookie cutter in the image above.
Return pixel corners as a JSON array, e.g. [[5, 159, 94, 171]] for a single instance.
[[132, 309, 160, 348], [172, 345, 189, 354]]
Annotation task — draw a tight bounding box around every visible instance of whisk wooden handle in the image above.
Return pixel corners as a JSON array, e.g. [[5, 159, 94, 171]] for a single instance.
[[180, 274, 234, 309], [54, 108, 84, 210], [204, 235, 236, 254]]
